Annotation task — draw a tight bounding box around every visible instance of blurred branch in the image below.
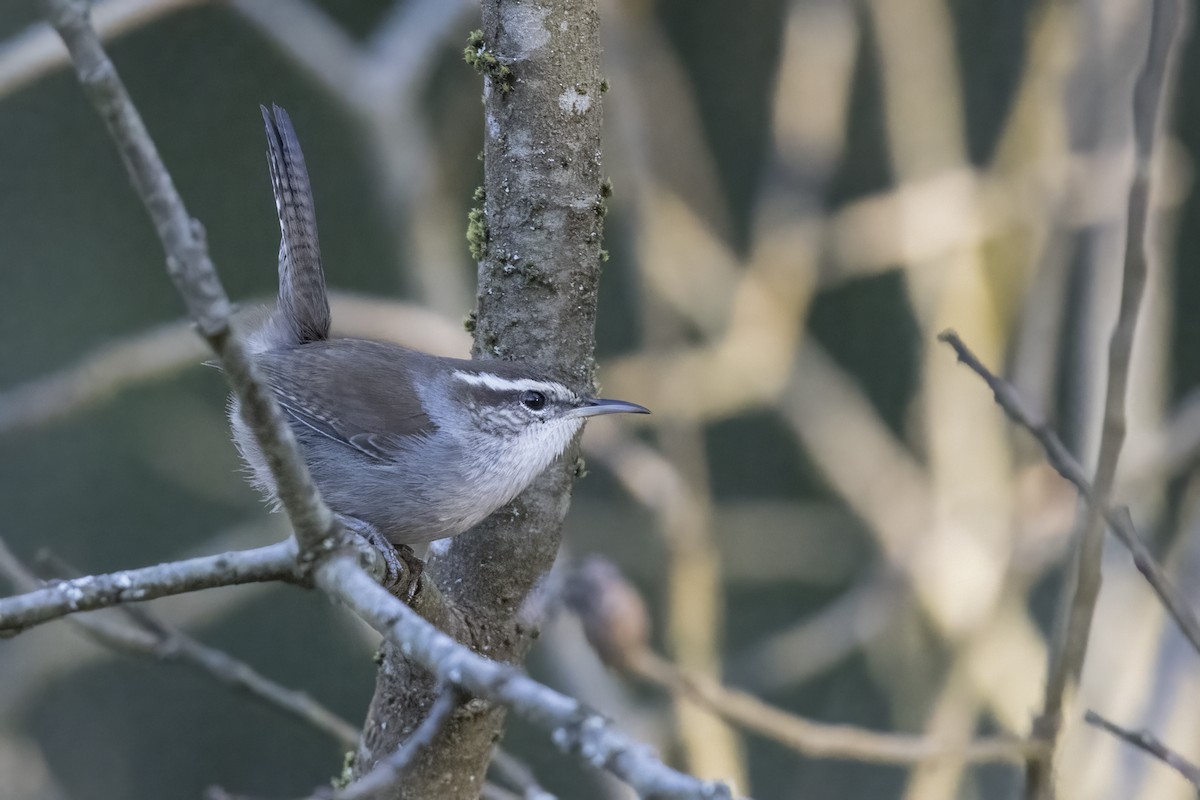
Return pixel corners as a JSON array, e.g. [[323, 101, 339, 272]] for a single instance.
[[0, 0, 207, 98], [868, 5, 1015, 797], [867, 0, 966, 180], [592, 147, 1186, 422], [231, 0, 475, 314], [782, 341, 1046, 735], [728, 567, 903, 692], [366, 0, 475, 96], [537, 604, 669, 799], [0, 536, 300, 634], [0, 521, 287, 720], [605, 1, 733, 241], [1002, 1, 1098, 426], [33, 549, 360, 749], [316, 558, 731, 800], [30, 3, 729, 798], [655, 430, 741, 787], [0, 319, 205, 434], [0, 536, 724, 797], [1084, 710, 1200, 787], [230, 0, 470, 116], [938, 331, 1200, 656], [584, 417, 745, 786], [567, 556, 1040, 766], [40, 0, 340, 557], [480, 785, 523, 800], [626, 649, 1042, 766], [0, 294, 464, 437], [488, 749, 557, 800], [780, 341, 931, 563], [230, 0, 367, 107], [1123, 385, 1200, 488]]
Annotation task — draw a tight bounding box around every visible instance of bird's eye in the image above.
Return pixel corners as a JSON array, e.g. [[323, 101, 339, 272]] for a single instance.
[[520, 390, 547, 411]]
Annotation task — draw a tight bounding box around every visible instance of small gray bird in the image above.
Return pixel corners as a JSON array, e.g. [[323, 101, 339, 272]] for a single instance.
[[230, 105, 648, 549]]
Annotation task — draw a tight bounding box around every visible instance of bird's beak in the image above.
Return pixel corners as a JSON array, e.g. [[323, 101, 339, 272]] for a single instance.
[[571, 398, 651, 418]]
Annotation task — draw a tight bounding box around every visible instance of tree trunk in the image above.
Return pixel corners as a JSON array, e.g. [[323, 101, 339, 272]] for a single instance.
[[352, 1, 605, 797]]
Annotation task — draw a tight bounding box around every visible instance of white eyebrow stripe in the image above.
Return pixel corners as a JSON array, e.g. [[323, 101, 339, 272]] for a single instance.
[[452, 370, 571, 397]]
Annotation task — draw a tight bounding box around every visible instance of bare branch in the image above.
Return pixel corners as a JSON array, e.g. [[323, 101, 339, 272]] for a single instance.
[[39, 0, 339, 558], [564, 553, 1038, 766], [626, 645, 1040, 766], [938, 332, 1200, 655], [4, 544, 720, 796], [1084, 710, 1200, 787], [1027, 2, 1190, 794], [314, 556, 731, 800], [350, 0, 619, 792], [33, 549, 360, 748], [16, 3, 736, 800], [30, 4, 730, 798], [140, 617, 363, 749], [0, 536, 300, 635]]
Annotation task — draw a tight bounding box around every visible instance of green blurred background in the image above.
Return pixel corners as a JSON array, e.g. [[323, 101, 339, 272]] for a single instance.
[[2, 0, 1199, 798]]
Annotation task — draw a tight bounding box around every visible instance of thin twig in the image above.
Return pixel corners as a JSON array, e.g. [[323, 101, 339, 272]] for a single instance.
[[1084, 710, 1200, 786], [0, 536, 299, 634], [489, 748, 557, 800], [938, 331, 1200, 656], [626, 649, 1042, 765], [40, 0, 339, 559], [315, 556, 731, 800], [36, 2, 732, 797], [325, 687, 459, 800], [1, 542, 726, 797], [1027, 2, 1188, 795], [126, 615, 362, 749], [34, 550, 360, 749]]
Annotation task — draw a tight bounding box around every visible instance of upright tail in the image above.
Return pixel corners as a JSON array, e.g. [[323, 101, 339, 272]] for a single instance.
[[257, 104, 330, 350]]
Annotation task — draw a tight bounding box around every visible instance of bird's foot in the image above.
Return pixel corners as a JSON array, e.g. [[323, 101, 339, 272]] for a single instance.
[[338, 515, 423, 604], [393, 544, 425, 604]]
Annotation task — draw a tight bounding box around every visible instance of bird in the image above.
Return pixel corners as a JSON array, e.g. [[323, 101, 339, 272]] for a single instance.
[[228, 105, 648, 554]]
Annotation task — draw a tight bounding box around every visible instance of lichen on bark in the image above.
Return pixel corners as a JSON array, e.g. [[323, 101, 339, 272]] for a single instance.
[[352, 2, 606, 797]]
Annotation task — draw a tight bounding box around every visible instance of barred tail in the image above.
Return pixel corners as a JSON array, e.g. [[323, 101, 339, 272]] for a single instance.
[[259, 104, 330, 349]]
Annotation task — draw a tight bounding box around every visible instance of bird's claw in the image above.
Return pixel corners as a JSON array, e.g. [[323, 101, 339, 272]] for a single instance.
[[394, 544, 425, 605], [338, 516, 424, 604]]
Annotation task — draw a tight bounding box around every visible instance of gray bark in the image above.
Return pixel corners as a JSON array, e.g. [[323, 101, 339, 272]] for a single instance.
[[353, 1, 605, 797]]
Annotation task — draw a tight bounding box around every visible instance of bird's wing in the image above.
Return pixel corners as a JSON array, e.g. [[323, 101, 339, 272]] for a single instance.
[[253, 340, 436, 461]]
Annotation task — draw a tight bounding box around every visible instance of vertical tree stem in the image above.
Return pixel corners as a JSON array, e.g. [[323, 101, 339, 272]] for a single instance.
[[353, 2, 606, 796]]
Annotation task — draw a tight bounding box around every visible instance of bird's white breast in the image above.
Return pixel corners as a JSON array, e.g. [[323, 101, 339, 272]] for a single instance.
[[457, 416, 584, 513]]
